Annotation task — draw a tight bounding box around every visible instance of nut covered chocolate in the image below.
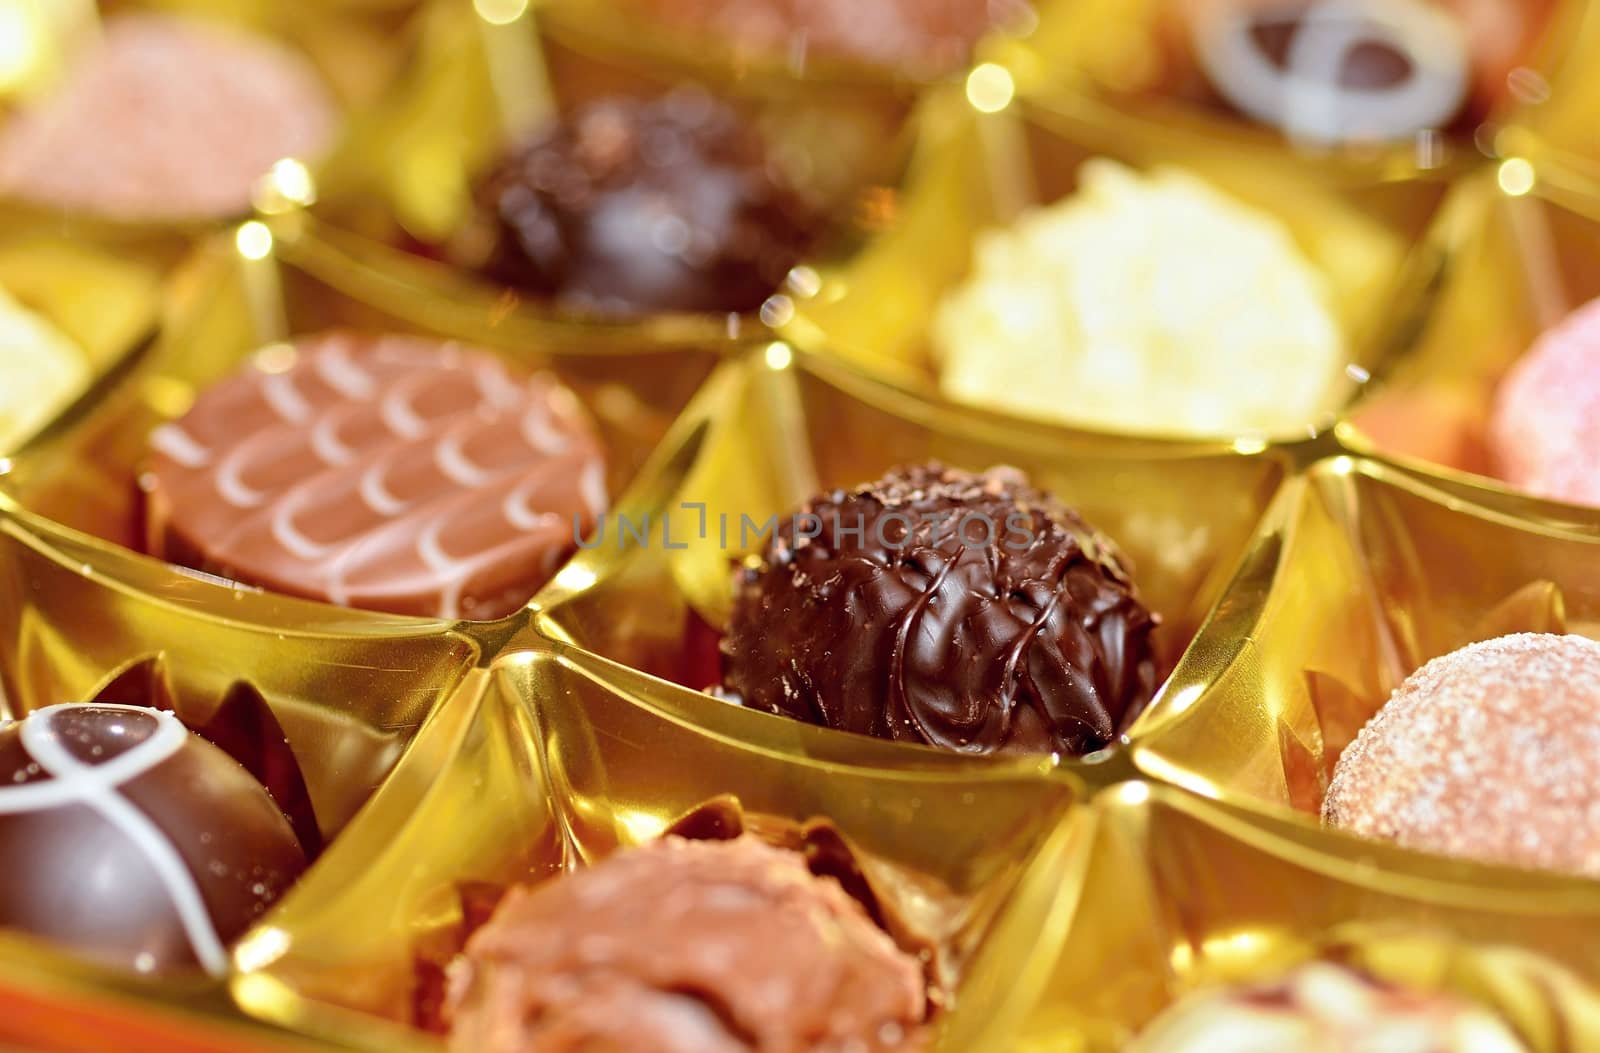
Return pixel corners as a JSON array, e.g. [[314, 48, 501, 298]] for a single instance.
[[143, 332, 606, 619], [721, 463, 1159, 755], [0, 704, 307, 976], [476, 91, 822, 318], [445, 835, 929, 1053]]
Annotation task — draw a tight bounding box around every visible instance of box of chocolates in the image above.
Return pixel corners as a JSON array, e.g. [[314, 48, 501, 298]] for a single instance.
[[2, 0, 1600, 1050]]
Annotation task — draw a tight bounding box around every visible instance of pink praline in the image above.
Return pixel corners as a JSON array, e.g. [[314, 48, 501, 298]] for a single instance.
[[1490, 297, 1600, 507]]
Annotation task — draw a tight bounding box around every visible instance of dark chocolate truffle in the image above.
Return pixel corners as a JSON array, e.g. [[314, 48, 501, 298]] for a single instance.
[[721, 463, 1159, 755], [142, 331, 607, 620], [1129, 962, 1529, 1052], [1324, 634, 1600, 877], [0, 703, 307, 975], [475, 90, 822, 317], [445, 835, 929, 1053]]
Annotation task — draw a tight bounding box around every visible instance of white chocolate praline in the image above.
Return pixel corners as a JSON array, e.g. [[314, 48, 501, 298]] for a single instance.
[[0, 285, 88, 451], [932, 160, 1345, 440], [1129, 963, 1529, 1052]]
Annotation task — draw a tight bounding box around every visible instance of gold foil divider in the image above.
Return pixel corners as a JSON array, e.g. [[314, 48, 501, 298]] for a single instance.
[[473, 0, 554, 146], [1473, 579, 1569, 640]]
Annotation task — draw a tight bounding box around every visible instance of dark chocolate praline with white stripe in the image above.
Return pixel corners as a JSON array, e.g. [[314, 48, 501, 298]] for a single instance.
[[721, 463, 1159, 755], [0, 704, 306, 975], [142, 332, 607, 620]]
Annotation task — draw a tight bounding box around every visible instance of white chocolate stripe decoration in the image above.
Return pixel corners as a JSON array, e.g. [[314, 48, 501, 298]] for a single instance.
[[3, 704, 230, 976], [1192, 0, 1470, 144]]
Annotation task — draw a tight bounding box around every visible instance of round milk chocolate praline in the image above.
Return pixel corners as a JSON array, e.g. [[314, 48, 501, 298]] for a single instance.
[[1324, 633, 1600, 877], [445, 835, 929, 1053], [475, 90, 822, 318], [0, 703, 307, 975], [142, 331, 607, 620], [721, 463, 1159, 755]]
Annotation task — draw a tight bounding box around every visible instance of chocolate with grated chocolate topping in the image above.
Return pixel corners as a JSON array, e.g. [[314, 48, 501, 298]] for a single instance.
[[720, 463, 1159, 755]]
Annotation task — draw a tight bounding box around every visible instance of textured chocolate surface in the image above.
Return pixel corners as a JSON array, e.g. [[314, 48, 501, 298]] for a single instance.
[[0, 704, 306, 976], [628, 0, 1032, 76], [476, 91, 822, 317], [1130, 962, 1529, 1052], [1324, 634, 1600, 878], [143, 332, 606, 620], [444, 834, 929, 1053], [721, 463, 1159, 755]]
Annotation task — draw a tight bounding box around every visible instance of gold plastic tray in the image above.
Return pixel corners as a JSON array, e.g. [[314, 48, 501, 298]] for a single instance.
[[1, 1, 1600, 1050]]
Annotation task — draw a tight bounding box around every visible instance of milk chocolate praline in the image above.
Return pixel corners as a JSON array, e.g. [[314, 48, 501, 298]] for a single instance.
[[721, 463, 1159, 755], [475, 90, 822, 318], [142, 332, 606, 620], [445, 834, 929, 1053], [0, 703, 306, 975]]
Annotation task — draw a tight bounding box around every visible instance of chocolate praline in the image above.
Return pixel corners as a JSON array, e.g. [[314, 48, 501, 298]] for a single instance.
[[0, 703, 307, 975], [721, 463, 1159, 755], [142, 331, 607, 620], [475, 90, 822, 318]]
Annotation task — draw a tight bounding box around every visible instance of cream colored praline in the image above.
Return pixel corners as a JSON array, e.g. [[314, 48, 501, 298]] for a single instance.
[[0, 285, 87, 451], [1129, 962, 1529, 1052], [932, 160, 1346, 439]]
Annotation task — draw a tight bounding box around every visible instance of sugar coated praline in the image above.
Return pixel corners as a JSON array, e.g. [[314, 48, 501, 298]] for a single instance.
[[476, 90, 822, 318], [0, 15, 335, 221], [142, 332, 607, 620], [445, 835, 929, 1053], [0, 703, 307, 975], [1129, 962, 1529, 1052], [1324, 633, 1600, 877], [625, 0, 1032, 77], [1490, 296, 1600, 507], [721, 462, 1159, 755], [933, 160, 1345, 439]]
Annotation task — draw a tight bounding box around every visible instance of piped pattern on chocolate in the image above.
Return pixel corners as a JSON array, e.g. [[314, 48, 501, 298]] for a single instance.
[[721, 463, 1159, 755], [143, 332, 606, 619]]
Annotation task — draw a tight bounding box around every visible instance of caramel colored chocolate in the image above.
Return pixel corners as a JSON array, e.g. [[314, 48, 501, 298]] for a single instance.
[[142, 332, 606, 620], [476, 91, 822, 318], [0, 704, 306, 976], [721, 463, 1159, 755], [445, 835, 929, 1053]]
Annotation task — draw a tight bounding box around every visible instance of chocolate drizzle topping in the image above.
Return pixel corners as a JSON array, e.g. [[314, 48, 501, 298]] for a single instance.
[[721, 463, 1159, 755]]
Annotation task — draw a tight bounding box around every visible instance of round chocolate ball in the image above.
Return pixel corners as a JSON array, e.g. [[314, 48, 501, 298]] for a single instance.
[[476, 90, 822, 318], [721, 463, 1159, 755], [1490, 297, 1600, 507], [1129, 962, 1529, 1052], [1324, 634, 1600, 877], [0, 703, 308, 975], [445, 835, 928, 1053]]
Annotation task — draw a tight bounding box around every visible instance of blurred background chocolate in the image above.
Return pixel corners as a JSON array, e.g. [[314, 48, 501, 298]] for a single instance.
[[933, 159, 1345, 439], [473, 89, 824, 317], [623, 0, 1033, 78], [0, 283, 88, 452], [1128, 962, 1530, 1051], [0, 13, 336, 222], [1490, 296, 1600, 507], [444, 833, 929, 1053], [1324, 634, 1600, 878], [142, 332, 607, 620], [721, 462, 1159, 755], [0, 703, 307, 976], [1158, 0, 1557, 144]]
